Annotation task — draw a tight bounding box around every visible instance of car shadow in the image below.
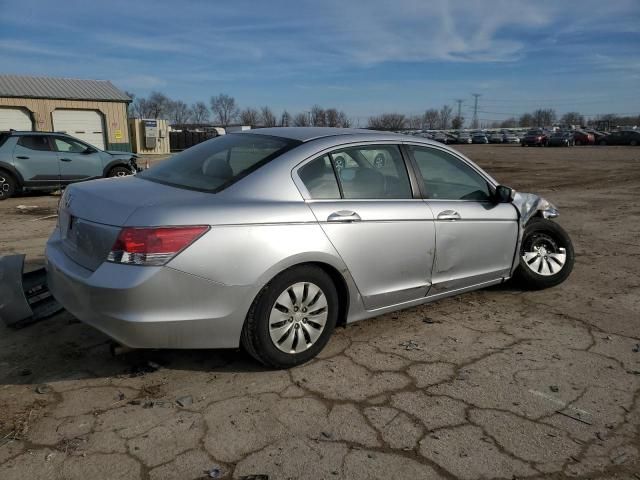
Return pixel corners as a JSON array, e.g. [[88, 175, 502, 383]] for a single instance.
[[0, 310, 268, 387]]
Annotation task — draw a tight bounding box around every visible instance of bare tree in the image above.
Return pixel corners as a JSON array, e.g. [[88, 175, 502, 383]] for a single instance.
[[500, 117, 517, 128], [407, 115, 423, 129], [167, 100, 191, 125], [311, 105, 326, 127], [560, 112, 584, 127], [293, 112, 310, 126], [337, 111, 351, 128], [280, 110, 291, 127], [439, 105, 453, 130], [533, 108, 556, 127], [367, 113, 406, 130], [260, 106, 277, 127], [146, 92, 171, 119], [239, 108, 260, 127], [191, 101, 210, 123], [423, 109, 440, 129], [325, 108, 339, 127], [210, 94, 239, 127], [451, 116, 465, 130], [519, 113, 534, 127], [131, 91, 170, 119]]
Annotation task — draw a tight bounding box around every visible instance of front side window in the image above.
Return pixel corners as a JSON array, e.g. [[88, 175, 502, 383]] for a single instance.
[[139, 134, 298, 192], [54, 137, 87, 153], [408, 146, 491, 201], [330, 145, 412, 199], [17, 135, 51, 151]]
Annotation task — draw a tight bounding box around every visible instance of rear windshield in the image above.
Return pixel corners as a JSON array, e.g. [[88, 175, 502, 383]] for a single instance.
[[139, 133, 298, 192]]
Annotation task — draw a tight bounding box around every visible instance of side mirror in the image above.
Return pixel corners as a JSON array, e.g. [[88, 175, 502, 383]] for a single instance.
[[494, 185, 515, 203], [83, 147, 97, 154]]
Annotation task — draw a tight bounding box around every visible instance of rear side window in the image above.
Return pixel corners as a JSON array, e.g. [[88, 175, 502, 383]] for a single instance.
[[331, 145, 412, 199], [139, 134, 298, 192], [18, 135, 51, 151], [299, 155, 340, 199]]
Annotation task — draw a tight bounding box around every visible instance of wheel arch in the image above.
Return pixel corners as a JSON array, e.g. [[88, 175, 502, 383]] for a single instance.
[[103, 160, 132, 177], [251, 258, 353, 329], [0, 162, 24, 186]]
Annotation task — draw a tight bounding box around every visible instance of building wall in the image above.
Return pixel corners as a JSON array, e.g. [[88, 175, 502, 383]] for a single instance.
[[0, 97, 131, 151], [129, 118, 170, 154]]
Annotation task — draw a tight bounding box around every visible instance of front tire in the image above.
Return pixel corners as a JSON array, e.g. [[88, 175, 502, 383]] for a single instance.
[[241, 265, 339, 368], [0, 171, 17, 200], [107, 166, 132, 178], [515, 218, 574, 290]]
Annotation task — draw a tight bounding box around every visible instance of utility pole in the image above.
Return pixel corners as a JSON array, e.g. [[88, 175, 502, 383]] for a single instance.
[[455, 99, 463, 120], [471, 93, 481, 129]]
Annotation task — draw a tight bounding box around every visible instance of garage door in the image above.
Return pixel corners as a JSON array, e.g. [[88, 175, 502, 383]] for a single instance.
[[52, 110, 105, 150], [0, 107, 33, 131]]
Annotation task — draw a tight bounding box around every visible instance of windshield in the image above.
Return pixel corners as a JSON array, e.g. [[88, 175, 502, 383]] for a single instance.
[[139, 133, 298, 192]]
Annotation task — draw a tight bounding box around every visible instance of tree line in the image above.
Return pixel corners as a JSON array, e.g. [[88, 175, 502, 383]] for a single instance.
[[128, 91, 350, 128], [128, 91, 638, 130]]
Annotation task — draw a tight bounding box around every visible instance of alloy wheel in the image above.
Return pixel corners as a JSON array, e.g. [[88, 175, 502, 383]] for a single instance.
[[268, 282, 328, 354], [522, 233, 567, 276]]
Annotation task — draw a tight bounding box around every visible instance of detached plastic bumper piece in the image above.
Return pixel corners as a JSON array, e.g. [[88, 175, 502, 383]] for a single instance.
[[0, 254, 63, 327]]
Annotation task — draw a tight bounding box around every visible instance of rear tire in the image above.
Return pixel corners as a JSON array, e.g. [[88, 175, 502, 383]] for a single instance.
[[0, 171, 17, 200], [107, 166, 132, 178], [515, 218, 574, 290], [631, 140, 638, 146], [599, 140, 607, 146], [241, 265, 338, 369]]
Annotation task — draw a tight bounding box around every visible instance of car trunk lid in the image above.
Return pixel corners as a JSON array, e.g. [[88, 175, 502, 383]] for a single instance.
[[58, 176, 212, 271]]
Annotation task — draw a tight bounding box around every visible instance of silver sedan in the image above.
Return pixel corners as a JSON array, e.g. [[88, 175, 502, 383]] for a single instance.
[[46, 128, 574, 368]]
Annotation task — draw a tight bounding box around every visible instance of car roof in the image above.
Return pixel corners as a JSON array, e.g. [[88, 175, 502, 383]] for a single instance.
[[243, 127, 403, 143], [1, 131, 68, 136]]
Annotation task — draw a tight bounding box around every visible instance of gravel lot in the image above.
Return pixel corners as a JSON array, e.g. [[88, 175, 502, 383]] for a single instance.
[[0, 145, 639, 479]]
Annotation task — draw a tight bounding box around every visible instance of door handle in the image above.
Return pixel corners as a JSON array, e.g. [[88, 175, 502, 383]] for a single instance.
[[60, 158, 72, 162], [16, 156, 29, 159], [437, 210, 461, 221], [327, 210, 362, 222]]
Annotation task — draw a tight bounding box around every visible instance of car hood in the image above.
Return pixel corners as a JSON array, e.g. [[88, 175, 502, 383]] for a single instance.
[[103, 150, 137, 157]]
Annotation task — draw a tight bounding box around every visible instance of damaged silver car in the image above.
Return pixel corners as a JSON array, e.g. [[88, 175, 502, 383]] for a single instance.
[[45, 128, 574, 368]]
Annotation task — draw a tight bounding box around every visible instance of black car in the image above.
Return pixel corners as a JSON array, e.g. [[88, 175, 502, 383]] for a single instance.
[[548, 131, 575, 147], [598, 130, 640, 146]]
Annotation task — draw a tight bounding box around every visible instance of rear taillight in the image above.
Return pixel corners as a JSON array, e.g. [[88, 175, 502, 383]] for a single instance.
[[107, 226, 209, 266]]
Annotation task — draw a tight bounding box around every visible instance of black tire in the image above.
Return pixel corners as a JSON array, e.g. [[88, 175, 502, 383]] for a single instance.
[[107, 166, 132, 178], [0, 170, 17, 200], [241, 265, 339, 369], [515, 218, 574, 290], [631, 140, 638, 146], [575, 140, 582, 146]]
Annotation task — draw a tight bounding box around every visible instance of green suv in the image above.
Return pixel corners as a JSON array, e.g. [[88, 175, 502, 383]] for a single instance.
[[0, 131, 140, 200]]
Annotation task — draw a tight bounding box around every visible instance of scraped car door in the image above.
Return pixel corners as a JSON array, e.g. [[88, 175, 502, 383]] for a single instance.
[[406, 144, 518, 294], [296, 144, 435, 310]]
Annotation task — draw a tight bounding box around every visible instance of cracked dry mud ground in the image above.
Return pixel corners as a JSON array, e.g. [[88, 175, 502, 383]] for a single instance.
[[0, 145, 639, 479]]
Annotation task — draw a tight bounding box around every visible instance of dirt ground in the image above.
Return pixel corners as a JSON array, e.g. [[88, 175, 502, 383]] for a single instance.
[[0, 145, 639, 479]]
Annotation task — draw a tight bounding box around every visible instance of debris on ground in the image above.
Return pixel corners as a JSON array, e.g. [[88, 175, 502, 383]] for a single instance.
[[176, 395, 193, 407], [239, 476, 269, 480], [127, 361, 161, 377], [557, 410, 593, 426], [205, 465, 223, 478], [422, 317, 442, 324], [35, 385, 51, 395], [632, 343, 640, 353], [550, 385, 559, 392], [399, 340, 422, 351]]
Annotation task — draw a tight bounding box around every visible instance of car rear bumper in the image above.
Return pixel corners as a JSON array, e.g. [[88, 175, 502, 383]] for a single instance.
[[45, 228, 252, 349]]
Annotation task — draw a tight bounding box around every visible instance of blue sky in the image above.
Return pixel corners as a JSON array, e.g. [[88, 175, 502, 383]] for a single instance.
[[1, 0, 639, 124]]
